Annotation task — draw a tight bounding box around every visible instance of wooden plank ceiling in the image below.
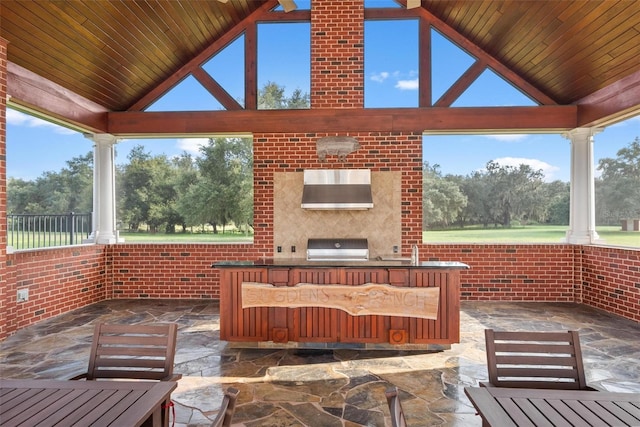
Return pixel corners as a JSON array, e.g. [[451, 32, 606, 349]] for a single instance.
[[2, 0, 640, 131]]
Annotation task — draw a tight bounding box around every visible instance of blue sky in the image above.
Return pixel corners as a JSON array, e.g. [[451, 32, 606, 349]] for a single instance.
[[6, 3, 640, 183]]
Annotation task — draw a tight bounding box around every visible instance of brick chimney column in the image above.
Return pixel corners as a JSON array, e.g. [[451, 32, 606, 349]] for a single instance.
[[311, 0, 364, 109]]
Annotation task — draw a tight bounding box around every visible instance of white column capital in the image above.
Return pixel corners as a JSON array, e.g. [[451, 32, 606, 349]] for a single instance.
[[562, 127, 603, 141], [85, 133, 119, 146]]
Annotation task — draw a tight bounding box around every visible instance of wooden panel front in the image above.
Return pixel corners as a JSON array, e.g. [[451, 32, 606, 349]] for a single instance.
[[218, 266, 462, 346], [289, 268, 340, 342], [409, 269, 460, 344], [340, 269, 389, 343], [268, 269, 291, 341], [219, 268, 269, 341]]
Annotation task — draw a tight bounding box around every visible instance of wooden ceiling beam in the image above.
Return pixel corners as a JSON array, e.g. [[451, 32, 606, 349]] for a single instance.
[[577, 68, 640, 127], [6, 62, 108, 133], [107, 105, 577, 136]]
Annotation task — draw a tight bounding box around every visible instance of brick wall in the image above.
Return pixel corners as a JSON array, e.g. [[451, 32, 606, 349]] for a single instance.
[[422, 244, 578, 301], [106, 243, 259, 299], [253, 131, 424, 254], [2, 246, 106, 338], [581, 245, 640, 322]]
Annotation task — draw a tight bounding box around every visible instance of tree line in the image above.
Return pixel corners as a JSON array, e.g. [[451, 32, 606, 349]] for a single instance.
[[7, 137, 254, 235], [423, 137, 640, 229]]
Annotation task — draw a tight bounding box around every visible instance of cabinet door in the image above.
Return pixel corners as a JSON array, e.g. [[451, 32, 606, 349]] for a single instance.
[[289, 268, 339, 342], [409, 269, 460, 344], [219, 269, 269, 341], [339, 269, 389, 343]]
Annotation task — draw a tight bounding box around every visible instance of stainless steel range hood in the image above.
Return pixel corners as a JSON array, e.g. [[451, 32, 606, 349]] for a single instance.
[[301, 169, 373, 210]]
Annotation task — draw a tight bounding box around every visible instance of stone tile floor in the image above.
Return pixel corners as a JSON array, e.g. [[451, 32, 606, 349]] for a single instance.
[[1, 300, 640, 426]]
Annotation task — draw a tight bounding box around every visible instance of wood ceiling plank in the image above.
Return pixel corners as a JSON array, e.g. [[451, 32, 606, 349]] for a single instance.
[[501, 2, 566, 66], [541, 5, 640, 101], [127, 1, 198, 63], [465, 0, 501, 41], [48, 1, 160, 86], [96, 1, 178, 72], [2, 2, 125, 106], [534, 2, 631, 80]]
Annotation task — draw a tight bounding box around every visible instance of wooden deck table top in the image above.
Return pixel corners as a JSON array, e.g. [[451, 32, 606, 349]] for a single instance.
[[465, 386, 640, 427], [0, 379, 177, 427]]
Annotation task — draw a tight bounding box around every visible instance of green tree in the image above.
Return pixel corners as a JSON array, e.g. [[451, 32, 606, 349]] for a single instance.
[[258, 81, 310, 109], [484, 161, 545, 227], [118, 145, 178, 232], [178, 137, 253, 233], [7, 152, 93, 214], [422, 163, 467, 229], [543, 180, 570, 225]]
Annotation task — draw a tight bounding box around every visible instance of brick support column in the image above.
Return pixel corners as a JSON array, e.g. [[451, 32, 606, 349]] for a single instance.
[[311, 0, 364, 109]]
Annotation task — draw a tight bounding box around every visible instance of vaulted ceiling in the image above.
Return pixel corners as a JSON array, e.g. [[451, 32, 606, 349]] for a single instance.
[[2, 0, 640, 134]]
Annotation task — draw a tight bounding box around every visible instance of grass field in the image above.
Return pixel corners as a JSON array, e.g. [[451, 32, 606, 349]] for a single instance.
[[423, 225, 640, 247], [9, 226, 638, 249], [119, 231, 253, 243]]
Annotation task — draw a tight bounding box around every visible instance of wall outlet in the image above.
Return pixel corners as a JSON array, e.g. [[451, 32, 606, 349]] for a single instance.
[[393, 245, 399, 253], [17, 288, 29, 302]]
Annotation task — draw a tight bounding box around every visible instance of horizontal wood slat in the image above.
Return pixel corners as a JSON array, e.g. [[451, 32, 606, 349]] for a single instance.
[[484, 329, 594, 390]]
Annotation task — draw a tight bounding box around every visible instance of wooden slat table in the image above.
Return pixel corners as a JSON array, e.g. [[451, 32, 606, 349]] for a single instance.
[[0, 379, 177, 427], [465, 386, 640, 427]]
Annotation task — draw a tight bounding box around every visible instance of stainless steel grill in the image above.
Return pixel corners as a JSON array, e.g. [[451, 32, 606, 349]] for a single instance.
[[306, 238, 369, 262]]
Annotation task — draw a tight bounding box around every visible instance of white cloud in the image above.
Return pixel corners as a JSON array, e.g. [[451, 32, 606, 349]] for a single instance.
[[482, 134, 528, 142], [177, 138, 209, 155], [6, 109, 76, 134], [395, 79, 419, 90], [370, 71, 389, 83], [493, 156, 560, 181]]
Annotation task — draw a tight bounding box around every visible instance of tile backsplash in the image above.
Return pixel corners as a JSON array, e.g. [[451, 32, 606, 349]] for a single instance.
[[273, 171, 402, 259]]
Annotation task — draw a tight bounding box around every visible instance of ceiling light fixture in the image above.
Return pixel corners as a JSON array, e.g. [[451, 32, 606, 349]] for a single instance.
[[278, 0, 297, 12], [406, 0, 421, 9]]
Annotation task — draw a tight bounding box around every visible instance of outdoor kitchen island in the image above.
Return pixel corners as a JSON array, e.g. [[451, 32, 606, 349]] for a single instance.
[[213, 259, 469, 350]]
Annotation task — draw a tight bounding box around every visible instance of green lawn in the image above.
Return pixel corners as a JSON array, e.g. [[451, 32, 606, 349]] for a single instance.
[[423, 225, 640, 246], [119, 231, 253, 243], [9, 226, 639, 249]]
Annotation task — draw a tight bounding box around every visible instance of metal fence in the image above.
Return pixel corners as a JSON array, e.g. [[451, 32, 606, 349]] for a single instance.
[[7, 212, 92, 250]]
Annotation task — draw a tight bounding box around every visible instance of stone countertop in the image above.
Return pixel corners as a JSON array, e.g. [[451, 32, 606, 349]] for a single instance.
[[212, 258, 469, 269]]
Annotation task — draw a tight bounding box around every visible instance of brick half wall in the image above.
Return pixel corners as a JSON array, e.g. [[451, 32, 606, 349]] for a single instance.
[[421, 244, 579, 302], [2, 245, 106, 339], [581, 245, 640, 322]]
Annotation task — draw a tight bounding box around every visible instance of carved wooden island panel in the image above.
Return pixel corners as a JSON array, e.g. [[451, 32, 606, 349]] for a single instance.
[[214, 260, 469, 350]]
